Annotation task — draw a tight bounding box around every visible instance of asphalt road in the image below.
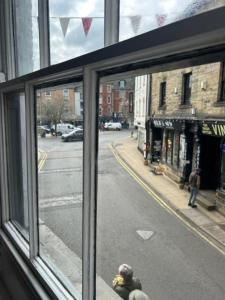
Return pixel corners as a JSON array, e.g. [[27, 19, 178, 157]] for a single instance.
[[38, 130, 225, 300]]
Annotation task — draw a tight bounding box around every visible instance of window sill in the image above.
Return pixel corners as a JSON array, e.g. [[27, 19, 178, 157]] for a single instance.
[[179, 104, 192, 109], [213, 101, 225, 107]]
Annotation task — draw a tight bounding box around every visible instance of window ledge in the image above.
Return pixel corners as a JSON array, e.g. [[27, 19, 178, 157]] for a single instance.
[[213, 101, 225, 107], [179, 104, 192, 109]]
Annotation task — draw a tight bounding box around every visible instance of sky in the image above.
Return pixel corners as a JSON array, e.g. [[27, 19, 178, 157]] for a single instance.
[[29, 0, 223, 68]]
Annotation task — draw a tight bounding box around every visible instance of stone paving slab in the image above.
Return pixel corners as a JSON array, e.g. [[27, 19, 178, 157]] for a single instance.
[[113, 137, 225, 250]]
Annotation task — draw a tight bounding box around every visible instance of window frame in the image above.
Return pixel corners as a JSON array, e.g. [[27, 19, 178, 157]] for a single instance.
[[1, 6, 225, 300], [181, 72, 192, 105], [159, 81, 166, 107], [219, 62, 225, 102]]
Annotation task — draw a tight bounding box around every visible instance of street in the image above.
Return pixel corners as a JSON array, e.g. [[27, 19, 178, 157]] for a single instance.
[[38, 130, 225, 300]]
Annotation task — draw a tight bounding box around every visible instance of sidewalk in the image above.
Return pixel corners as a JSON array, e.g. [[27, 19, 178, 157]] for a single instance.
[[112, 137, 225, 251]]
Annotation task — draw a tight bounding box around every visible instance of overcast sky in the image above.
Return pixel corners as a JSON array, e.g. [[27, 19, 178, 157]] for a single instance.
[[30, 0, 222, 67]]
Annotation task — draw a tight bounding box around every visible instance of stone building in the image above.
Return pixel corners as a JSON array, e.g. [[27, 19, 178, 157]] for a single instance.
[[148, 61, 225, 215]]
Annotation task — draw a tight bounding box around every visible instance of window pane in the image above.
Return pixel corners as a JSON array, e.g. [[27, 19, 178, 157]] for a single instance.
[[14, 0, 40, 75], [49, 0, 104, 64], [36, 83, 83, 296], [4, 92, 29, 238], [119, 0, 225, 41]]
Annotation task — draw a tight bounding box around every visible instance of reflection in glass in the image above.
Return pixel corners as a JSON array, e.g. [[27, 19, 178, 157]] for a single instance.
[[49, 0, 104, 64], [36, 83, 83, 296], [4, 92, 29, 238], [119, 0, 225, 41], [14, 0, 40, 75]]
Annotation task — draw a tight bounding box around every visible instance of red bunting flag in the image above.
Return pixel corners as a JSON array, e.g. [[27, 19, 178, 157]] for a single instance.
[[156, 14, 167, 27], [82, 17, 93, 36]]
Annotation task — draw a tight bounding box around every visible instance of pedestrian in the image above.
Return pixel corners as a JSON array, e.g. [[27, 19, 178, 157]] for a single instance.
[[112, 264, 142, 300], [188, 168, 201, 208], [129, 289, 150, 300]]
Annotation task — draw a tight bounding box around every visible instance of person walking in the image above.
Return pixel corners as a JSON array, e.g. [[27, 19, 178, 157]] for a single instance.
[[188, 168, 201, 208], [112, 264, 142, 300], [129, 289, 150, 300]]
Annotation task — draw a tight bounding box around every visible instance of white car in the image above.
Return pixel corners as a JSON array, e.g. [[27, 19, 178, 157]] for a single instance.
[[104, 122, 122, 131], [51, 123, 76, 135]]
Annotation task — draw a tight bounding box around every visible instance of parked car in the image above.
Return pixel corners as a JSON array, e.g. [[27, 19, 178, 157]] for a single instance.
[[51, 123, 75, 136], [104, 122, 122, 131], [37, 125, 51, 137], [61, 129, 83, 142]]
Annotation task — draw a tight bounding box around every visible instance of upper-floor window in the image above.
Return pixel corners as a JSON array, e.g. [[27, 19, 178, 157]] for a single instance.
[[63, 89, 69, 97], [182, 72, 192, 104], [119, 80, 125, 89], [219, 62, 225, 102], [159, 81, 166, 107], [107, 96, 111, 104], [45, 91, 51, 97], [107, 85, 111, 92]]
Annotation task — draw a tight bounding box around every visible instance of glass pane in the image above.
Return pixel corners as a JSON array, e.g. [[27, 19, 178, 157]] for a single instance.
[[4, 91, 29, 239], [36, 83, 83, 296], [49, 0, 104, 65], [119, 0, 225, 41], [14, 0, 40, 75], [97, 61, 225, 299]]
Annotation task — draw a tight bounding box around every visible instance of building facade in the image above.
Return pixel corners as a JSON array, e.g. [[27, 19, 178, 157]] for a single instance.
[[148, 62, 225, 214]]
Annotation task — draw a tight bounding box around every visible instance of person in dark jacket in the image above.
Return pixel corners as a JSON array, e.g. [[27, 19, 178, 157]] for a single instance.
[[188, 168, 201, 208], [112, 264, 142, 300]]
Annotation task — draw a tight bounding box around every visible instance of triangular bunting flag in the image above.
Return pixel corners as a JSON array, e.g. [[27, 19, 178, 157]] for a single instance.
[[82, 17, 93, 36], [156, 14, 167, 27], [59, 17, 70, 37], [129, 15, 141, 34]]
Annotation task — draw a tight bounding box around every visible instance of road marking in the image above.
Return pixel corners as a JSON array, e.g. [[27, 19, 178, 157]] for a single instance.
[[136, 230, 154, 240], [111, 146, 225, 256], [38, 150, 48, 172]]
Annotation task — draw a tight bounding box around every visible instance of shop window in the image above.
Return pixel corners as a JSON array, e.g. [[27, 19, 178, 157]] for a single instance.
[[166, 130, 174, 165], [36, 83, 83, 295], [159, 81, 166, 107], [219, 62, 225, 102], [4, 91, 29, 239], [182, 72, 192, 104]]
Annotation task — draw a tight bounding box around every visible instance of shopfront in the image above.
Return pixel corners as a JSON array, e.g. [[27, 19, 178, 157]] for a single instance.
[[200, 121, 225, 192]]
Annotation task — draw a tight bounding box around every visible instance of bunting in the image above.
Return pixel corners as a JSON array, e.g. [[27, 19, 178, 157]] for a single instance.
[[59, 17, 70, 37], [82, 18, 93, 36], [156, 14, 167, 27], [129, 15, 141, 34]]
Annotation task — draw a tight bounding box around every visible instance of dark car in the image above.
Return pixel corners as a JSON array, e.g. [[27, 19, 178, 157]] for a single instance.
[[61, 129, 83, 142]]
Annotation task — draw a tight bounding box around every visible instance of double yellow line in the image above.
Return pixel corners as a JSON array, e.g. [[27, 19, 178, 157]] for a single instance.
[[111, 146, 225, 256], [38, 149, 47, 172]]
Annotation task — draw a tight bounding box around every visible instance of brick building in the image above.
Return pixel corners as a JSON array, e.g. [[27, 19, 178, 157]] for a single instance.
[[36, 86, 83, 125], [148, 61, 225, 214], [99, 79, 134, 125]]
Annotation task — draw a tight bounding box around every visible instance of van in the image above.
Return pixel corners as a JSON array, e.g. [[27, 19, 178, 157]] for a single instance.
[[51, 123, 75, 135], [104, 122, 122, 131]]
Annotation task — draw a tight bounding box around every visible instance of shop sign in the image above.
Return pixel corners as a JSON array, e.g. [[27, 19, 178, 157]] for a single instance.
[[202, 122, 225, 137], [152, 119, 183, 130]]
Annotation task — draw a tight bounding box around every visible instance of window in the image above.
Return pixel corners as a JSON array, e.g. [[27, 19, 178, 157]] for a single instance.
[[107, 96, 111, 104], [107, 84, 111, 92], [220, 62, 225, 102], [45, 91, 51, 97], [13, 0, 40, 75], [4, 91, 29, 238], [119, 80, 125, 89], [159, 81, 166, 107], [36, 83, 83, 295], [182, 72, 192, 104], [63, 89, 69, 97], [49, 0, 104, 64], [129, 92, 134, 113]]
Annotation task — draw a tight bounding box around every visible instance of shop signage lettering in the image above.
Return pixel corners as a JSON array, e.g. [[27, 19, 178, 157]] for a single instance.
[[202, 123, 225, 137], [153, 119, 182, 129]]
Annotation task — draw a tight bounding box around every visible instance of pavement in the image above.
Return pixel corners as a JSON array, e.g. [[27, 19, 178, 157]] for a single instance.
[[112, 136, 225, 252]]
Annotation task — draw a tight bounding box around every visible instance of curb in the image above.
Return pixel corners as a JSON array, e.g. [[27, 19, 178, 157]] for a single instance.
[[112, 142, 225, 254]]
